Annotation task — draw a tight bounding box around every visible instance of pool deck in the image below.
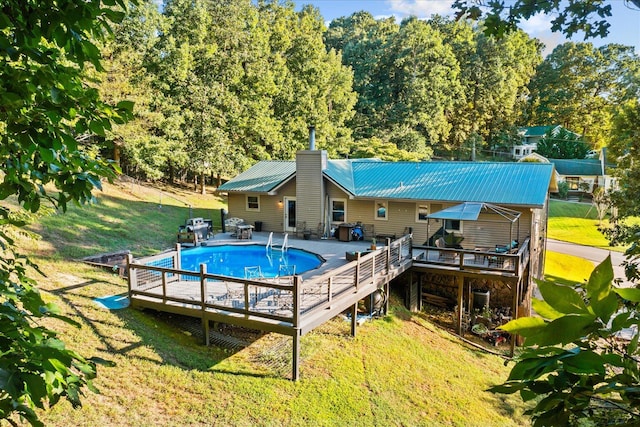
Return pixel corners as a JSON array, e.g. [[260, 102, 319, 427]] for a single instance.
[[127, 234, 415, 380], [198, 231, 378, 280]]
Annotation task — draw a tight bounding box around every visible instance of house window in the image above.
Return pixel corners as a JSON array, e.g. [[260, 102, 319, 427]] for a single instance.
[[246, 195, 260, 211], [375, 201, 388, 220], [445, 219, 463, 233], [331, 198, 346, 222], [515, 148, 521, 156], [566, 177, 580, 191], [416, 203, 429, 222]]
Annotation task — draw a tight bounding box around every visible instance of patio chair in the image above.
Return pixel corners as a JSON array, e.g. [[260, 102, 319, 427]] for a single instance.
[[295, 221, 307, 238], [436, 237, 457, 263]]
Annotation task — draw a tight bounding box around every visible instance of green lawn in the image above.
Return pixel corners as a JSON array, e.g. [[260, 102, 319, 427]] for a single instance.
[[14, 180, 528, 426], [547, 199, 627, 252], [544, 250, 596, 286]]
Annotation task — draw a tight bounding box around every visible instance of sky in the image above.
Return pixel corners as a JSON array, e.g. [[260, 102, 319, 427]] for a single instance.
[[292, 0, 640, 57]]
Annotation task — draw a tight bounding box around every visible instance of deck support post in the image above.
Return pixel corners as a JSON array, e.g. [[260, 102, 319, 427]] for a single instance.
[[200, 263, 209, 345], [350, 302, 358, 337], [456, 276, 464, 336], [417, 274, 423, 312], [510, 277, 520, 357], [202, 318, 210, 346], [292, 330, 300, 381], [383, 279, 390, 315]]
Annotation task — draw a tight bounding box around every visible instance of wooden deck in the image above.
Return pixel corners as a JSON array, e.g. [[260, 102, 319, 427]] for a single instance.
[[127, 234, 532, 378], [127, 235, 413, 380]]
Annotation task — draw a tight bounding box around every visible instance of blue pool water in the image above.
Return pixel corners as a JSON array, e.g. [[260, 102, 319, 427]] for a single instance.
[[179, 244, 324, 278]]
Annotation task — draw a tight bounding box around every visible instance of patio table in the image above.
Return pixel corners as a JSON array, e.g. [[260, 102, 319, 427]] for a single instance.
[[236, 224, 254, 240]]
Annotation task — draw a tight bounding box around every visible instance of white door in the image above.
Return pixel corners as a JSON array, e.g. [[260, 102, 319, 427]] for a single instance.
[[284, 197, 296, 232]]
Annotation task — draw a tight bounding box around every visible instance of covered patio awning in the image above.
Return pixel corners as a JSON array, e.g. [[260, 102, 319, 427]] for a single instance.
[[426, 202, 521, 223], [426, 202, 522, 247]]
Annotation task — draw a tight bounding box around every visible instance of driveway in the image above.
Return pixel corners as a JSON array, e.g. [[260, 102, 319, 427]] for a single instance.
[[546, 239, 631, 287]]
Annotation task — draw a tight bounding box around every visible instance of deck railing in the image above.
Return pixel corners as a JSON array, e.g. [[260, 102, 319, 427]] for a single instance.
[[412, 237, 530, 276], [127, 235, 414, 333]]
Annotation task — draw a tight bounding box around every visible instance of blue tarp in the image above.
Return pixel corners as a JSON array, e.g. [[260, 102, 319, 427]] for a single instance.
[[94, 294, 130, 310]]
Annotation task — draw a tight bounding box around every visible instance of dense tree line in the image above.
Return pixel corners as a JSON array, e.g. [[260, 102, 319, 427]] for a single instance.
[[100, 1, 640, 187]]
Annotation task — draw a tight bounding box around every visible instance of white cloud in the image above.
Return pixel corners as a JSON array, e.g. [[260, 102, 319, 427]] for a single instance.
[[386, 0, 456, 19], [519, 12, 554, 35]]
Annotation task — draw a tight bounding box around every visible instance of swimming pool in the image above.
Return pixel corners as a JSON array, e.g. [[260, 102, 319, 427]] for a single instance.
[[179, 244, 324, 279]]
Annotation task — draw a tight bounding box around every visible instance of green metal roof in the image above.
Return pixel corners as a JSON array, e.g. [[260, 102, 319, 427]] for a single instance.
[[549, 158, 612, 176], [518, 125, 580, 139], [218, 161, 296, 193], [520, 125, 557, 137], [219, 158, 554, 208], [325, 160, 553, 207]]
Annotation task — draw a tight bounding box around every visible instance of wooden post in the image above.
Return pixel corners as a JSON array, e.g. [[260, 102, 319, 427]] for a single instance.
[[384, 279, 390, 315], [386, 238, 391, 271], [292, 331, 300, 381], [408, 234, 413, 260], [293, 276, 301, 329], [175, 243, 182, 270], [511, 277, 520, 357], [244, 281, 250, 311], [355, 254, 361, 289], [126, 253, 134, 300], [417, 274, 422, 312], [457, 276, 464, 335], [351, 302, 358, 337], [200, 263, 209, 346], [161, 271, 167, 303], [292, 276, 301, 381]]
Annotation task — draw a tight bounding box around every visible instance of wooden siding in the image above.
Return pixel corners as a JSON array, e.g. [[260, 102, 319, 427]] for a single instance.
[[329, 192, 536, 252], [226, 180, 296, 233], [296, 151, 326, 230]]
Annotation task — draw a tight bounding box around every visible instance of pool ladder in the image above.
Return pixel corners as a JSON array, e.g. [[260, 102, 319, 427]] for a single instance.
[[266, 232, 288, 252]]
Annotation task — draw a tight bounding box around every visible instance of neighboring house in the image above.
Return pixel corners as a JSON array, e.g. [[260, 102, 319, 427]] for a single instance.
[[520, 150, 616, 193], [218, 147, 557, 318], [512, 125, 581, 160]]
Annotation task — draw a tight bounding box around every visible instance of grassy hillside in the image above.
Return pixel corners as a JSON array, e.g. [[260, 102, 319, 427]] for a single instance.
[[12, 179, 528, 426]]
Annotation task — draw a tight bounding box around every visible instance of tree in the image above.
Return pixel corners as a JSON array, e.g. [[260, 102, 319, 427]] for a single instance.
[[0, 0, 132, 424], [535, 127, 590, 159], [324, 12, 400, 140], [452, 0, 635, 39], [606, 99, 640, 284], [99, 0, 175, 181], [491, 257, 640, 426], [432, 17, 542, 156], [525, 42, 639, 148], [392, 18, 461, 147], [592, 187, 610, 226]]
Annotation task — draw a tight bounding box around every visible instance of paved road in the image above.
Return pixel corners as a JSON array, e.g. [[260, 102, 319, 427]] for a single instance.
[[547, 239, 630, 286]]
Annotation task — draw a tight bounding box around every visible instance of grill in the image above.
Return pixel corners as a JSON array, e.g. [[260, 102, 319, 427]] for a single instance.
[[177, 217, 212, 244]]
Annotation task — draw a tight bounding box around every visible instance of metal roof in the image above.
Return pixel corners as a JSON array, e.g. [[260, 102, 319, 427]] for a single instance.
[[519, 125, 557, 137], [324, 160, 554, 207], [217, 161, 296, 193], [549, 158, 610, 176], [220, 158, 554, 208]]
